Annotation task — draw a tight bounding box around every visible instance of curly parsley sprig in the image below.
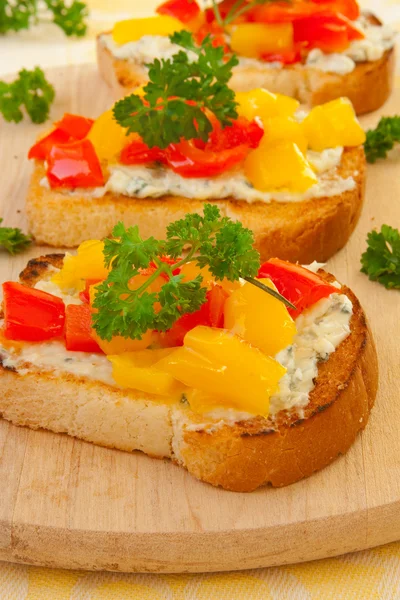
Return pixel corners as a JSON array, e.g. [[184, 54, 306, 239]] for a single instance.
[[0, 220, 32, 255], [0, 0, 87, 37], [364, 116, 400, 163], [0, 67, 54, 124], [361, 225, 400, 289], [113, 31, 239, 149], [92, 205, 294, 341]]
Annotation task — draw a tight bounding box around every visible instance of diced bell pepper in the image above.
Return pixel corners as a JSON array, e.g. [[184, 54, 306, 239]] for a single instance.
[[109, 348, 184, 397], [224, 278, 297, 356], [87, 108, 130, 162], [2, 282, 65, 342], [262, 116, 308, 154], [112, 15, 184, 44], [156, 326, 286, 415], [46, 139, 104, 189], [244, 141, 317, 192], [230, 22, 294, 59], [302, 97, 366, 152], [52, 240, 109, 292], [257, 258, 337, 319], [236, 88, 299, 121], [65, 303, 103, 353]]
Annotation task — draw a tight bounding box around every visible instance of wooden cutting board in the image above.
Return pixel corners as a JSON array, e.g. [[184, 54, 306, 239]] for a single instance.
[[0, 64, 399, 573]]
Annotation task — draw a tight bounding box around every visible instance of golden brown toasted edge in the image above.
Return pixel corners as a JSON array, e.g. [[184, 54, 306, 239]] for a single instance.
[[177, 272, 378, 492], [96, 15, 394, 114], [26, 146, 365, 263]]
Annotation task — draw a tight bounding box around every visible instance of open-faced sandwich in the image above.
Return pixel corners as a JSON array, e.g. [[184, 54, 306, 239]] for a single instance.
[[0, 206, 378, 492], [27, 33, 366, 263], [97, 0, 395, 114]]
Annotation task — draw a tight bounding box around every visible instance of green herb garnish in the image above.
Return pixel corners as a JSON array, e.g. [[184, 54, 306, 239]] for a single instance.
[[364, 116, 400, 163], [0, 67, 55, 124], [92, 204, 294, 341], [361, 225, 400, 289], [0, 220, 32, 255], [113, 31, 238, 149], [0, 0, 87, 37]]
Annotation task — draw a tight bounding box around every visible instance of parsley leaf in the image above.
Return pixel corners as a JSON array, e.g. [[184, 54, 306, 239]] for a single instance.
[[0, 0, 87, 36], [0, 0, 36, 34], [0, 67, 55, 124], [360, 225, 400, 289], [92, 204, 293, 341], [44, 0, 88, 36], [113, 32, 238, 149], [364, 116, 400, 163], [0, 219, 32, 255]]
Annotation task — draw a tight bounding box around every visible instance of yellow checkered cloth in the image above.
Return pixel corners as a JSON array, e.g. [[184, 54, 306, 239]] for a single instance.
[[1, 542, 400, 598], [1, 0, 400, 597]]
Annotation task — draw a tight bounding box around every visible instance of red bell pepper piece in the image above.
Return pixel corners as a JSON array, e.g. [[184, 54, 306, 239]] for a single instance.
[[2, 282, 65, 342], [46, 139, 104, 189], [79, 279, 103, 304], [156, 0, 200, 23], [162, 284, 229, 346], [260, 48, 302, 64], [28, 128, 72, 161], [250, 0, 360, 23], [257, 258, 337, 319], [65, 304, 103, 353], [54, 113, 94, 140], [293, 14, 363, 53], [120, 139, 165, 165]]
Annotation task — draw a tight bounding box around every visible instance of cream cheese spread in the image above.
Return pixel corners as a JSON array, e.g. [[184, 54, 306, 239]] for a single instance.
[[40, 146, 355, 204], [100, 14, 395, 76], [105, 147, 354, 203]]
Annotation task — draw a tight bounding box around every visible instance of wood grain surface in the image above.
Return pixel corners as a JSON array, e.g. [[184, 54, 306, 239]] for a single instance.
[[0, 65, 399, 573]]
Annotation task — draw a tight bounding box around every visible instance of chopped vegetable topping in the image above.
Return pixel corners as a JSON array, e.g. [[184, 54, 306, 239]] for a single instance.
[[92, 204, 294, 342], [113, 31, 239, 149], [360, 225, 400, 289]]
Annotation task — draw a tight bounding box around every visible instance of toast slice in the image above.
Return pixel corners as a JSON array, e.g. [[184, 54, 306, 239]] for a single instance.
[[96, 19, 394, 115], [27, 146, 365, 263], [0, 254, 378, 492]]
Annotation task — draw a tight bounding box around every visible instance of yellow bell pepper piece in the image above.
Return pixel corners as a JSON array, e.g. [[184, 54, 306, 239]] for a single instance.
[[179, 262, 241, 294], [112, 16, 184, 45], [93, 330, 154, 355], [109, 348, 184, 398], [236, 88, 299, 121], [262, 116, 308, 154], [231, 23, 293, 59], [245, 141, 317, 193], [87, 108, 129, 162], [52, 240, 109, 292], [156, 326, 286, 415], [302, 97, 366, 152], [224, 278, 296, 356]]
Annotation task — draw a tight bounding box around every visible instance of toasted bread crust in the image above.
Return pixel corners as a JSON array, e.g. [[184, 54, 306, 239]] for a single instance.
[[0, 257, 378, 491], [179, 275, 378, 491], [96, 24, 394, 115], [26, 146, 365, 263]]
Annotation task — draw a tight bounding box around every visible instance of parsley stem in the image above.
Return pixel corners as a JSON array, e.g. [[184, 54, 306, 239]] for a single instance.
[[211, 0, 225, 29], [244, 276, 296, 310]]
